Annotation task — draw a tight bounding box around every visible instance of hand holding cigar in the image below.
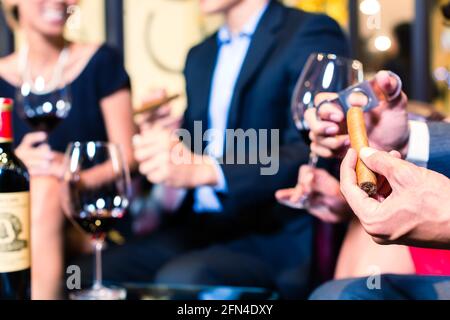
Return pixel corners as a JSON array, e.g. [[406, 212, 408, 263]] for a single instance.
[[346, 106, 378, 196], [134, 90, 182, 132], [133, 93, 180, 116]]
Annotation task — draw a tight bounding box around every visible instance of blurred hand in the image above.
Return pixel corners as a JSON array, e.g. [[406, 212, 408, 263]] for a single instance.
[[276, 165, 351, 224], [15, 132, 64, 178], [134, 89, 182, 132], [133, 127, 219, 189], [305, 71, 409, 159], [340, 147, 450, 248]]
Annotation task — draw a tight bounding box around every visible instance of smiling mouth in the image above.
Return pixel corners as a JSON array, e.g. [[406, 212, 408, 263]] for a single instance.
[[41, 6, 67, 24]]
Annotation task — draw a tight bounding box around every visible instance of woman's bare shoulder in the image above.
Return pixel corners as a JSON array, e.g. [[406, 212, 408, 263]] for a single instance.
[[0, 53, 17, 68]]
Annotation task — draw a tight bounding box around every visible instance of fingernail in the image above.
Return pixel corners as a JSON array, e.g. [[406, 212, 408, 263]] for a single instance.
[[360, 147, 377, 159], [325, 126, 338, 135], [330, 113, 343, 122]]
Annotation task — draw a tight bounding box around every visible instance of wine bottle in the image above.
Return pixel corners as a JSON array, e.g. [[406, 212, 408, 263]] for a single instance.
[[0, 98, 31, 300]]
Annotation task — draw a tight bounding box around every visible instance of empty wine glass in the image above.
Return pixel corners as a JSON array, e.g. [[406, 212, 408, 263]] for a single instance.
[[62, 142, 131, 300], [286, 53, 364, 209]]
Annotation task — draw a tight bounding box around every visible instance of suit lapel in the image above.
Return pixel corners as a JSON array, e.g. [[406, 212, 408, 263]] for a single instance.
[[193, 36, 219, 127], [226, 1, 285, 130]]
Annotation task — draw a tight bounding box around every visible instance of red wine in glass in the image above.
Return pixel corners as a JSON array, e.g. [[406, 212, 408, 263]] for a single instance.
[[63, 142, 131, 300], [17, 83, 72, 133], [25, 113, 65, 132], [69, 180, 127, 240], [74, 216, 121, 239]]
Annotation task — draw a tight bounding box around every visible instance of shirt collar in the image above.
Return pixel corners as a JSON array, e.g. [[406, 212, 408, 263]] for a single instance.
[[217, 2, 269, 44]]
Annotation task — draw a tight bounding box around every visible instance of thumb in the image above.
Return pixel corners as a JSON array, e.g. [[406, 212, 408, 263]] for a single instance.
[[375, 70, 399, 97], [359, 147, 402, 186]]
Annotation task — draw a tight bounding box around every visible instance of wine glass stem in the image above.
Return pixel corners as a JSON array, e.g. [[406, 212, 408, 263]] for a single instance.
[[308, 152, 319, 168], [299, 152, 320, 207], [92, 239, 104, 290]]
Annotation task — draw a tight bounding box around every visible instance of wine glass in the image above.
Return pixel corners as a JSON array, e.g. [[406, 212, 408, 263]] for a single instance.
[[287, 53, 364, 209], [15, 68, 72, 133], [62, 142, 131, 300]]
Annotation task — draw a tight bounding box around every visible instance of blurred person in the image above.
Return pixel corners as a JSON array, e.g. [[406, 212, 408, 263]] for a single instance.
[[80, 0, 349, 299], [0, 0, 135, 299]]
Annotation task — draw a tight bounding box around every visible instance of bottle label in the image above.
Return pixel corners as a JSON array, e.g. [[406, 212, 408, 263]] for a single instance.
[[0, 192, 30, 273], [0, 98, 13, 143]]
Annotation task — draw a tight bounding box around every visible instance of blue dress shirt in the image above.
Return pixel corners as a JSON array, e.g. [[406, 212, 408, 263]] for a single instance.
[[193, 3, 269, 213]]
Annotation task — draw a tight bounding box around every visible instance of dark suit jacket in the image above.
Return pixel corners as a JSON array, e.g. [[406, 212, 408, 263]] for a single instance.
[[181, 0, 349, 233], [428, 122, 450, 177]]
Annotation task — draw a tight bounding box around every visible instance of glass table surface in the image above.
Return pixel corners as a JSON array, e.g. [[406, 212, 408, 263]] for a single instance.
[[118, 283, 279, 301]]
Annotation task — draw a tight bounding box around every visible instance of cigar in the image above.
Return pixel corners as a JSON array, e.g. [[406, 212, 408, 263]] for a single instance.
[[133, 94, 180, 115], [347, 106, 377, 196]]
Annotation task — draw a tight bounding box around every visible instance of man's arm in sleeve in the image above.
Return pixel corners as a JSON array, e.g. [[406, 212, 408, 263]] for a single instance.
[[428, 121, 450, 177]]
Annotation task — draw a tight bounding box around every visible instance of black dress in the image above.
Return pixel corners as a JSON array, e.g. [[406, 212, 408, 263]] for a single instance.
[[0, 44, 131, 152]]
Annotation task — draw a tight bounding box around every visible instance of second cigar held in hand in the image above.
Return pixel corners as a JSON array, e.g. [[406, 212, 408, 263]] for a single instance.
[[346, 106, 378, 196]]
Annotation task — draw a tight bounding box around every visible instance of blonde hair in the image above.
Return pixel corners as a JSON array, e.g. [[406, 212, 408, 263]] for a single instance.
[[1, 0, 19, 29]]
